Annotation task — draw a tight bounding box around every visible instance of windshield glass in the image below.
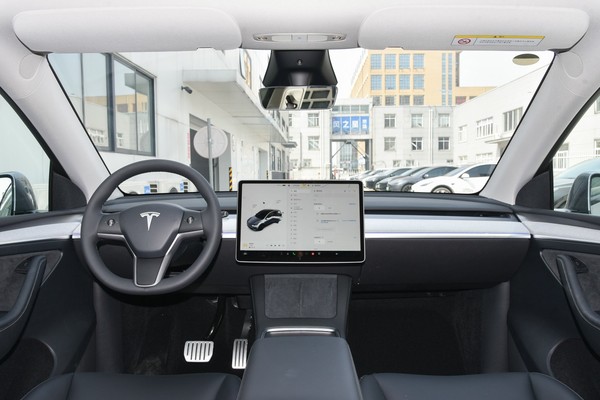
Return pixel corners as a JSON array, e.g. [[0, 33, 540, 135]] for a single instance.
[[48, 49, 552, 194]]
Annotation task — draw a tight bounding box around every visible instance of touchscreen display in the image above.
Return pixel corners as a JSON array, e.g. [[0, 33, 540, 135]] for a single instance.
[[236, 181, 364, 263]]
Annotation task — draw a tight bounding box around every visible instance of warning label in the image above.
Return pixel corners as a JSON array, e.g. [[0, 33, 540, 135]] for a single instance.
[[452, 35, 544, 47]]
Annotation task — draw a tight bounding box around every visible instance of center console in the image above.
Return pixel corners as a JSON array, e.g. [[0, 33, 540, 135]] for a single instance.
[[235, 181, 364, 400], [238, 274, 361, 400]]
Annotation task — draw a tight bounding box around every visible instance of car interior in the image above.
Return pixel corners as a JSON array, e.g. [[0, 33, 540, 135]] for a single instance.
[[1, 0, 600, 399]]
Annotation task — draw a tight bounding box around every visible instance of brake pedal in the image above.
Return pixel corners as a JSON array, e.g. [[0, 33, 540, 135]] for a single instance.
[[184, 341, 214, 363], [231, 339, 248, 369]]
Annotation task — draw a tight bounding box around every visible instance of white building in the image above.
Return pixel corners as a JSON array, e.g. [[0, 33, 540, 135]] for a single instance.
[[286, 99, 455, 180], [371, 105, 454, 169], [452, 68, 543, 166], [453, 67, 600, 172], [46, 49, 291, 192]]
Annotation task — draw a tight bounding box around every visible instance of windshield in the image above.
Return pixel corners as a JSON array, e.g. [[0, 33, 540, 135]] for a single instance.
[[48, 49, 552, 195]]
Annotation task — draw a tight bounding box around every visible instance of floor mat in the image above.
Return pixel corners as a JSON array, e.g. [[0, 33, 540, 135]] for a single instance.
[[347, 296, 471, 377], [121, 295, 247, 377]]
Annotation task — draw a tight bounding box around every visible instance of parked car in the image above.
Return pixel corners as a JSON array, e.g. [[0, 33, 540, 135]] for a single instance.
[[349, 170, 376, 180], [411, 164, 496, 194], [387, 166, 457, 192], [553, 158, 600, 208], [364, 167, 411, 190], [374, 167, 424, 191]]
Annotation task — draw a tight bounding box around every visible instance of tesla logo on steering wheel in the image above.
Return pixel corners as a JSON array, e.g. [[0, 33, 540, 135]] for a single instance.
[[140, 212, 161, 231]]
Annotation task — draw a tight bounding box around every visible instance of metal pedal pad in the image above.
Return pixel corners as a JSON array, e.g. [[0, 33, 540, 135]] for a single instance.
[[184, 341, 214, 363], [231, 338, 248, 369]]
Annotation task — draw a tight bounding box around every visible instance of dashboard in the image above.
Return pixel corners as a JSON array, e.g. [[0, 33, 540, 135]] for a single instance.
[[0, 192, 532, 293]]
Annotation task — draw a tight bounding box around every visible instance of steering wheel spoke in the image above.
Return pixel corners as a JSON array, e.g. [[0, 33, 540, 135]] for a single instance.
[[97, 213, 124, 238], [134, 257, 169, 287], [179, 209, 206, 237]]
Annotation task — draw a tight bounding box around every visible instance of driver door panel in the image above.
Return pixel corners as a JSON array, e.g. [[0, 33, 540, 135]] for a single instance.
[[0, 215, 94, 400]]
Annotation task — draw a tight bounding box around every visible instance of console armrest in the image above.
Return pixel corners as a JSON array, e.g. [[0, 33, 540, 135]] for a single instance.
[[237, 336, 362, 400]]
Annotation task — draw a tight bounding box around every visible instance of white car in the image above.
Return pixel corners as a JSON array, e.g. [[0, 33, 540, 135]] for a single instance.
[[411, 164, 495, 194]]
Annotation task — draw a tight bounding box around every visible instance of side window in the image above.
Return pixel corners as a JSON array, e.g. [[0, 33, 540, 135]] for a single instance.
[[0, 93, 50, 215], [553, 96, 600, 212]]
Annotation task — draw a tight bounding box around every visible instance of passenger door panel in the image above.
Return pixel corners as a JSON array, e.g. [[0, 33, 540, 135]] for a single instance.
[[509, 211, 600, 399]]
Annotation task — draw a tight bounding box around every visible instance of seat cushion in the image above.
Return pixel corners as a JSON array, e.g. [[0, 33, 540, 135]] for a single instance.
[[360, 372, 582, 400], [21, 372, 240, 400]]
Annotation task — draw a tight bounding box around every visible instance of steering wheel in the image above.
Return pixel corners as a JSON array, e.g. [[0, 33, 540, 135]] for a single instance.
[[81, 160, 222, 295]]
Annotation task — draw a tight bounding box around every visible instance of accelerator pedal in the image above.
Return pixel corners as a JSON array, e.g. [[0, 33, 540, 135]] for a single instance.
[[231, 339, 248, 369], [184, 341, 214, 363]]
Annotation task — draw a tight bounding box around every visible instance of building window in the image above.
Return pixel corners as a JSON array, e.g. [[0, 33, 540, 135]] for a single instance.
[[399, 95, 410, 105], [411, 114, 423, 128], [438, 136, 450, 151], [503, 107, 523, 132], [302, 159, 312, 168], [399, 74, 410, 90], [288, 114, 293, 126], [553, 144, 569, 171], [411, 137, 423, 151], [270, 145, 276, 170], [308, 136, 320, 150], [455, 96, 467, 105], [595, 98, 600, 113], [438, 113, 450, 127], [399, 54, 410, 69], [385, 96, 395, 106], [476, 117, 494, 138], [50, 53, 155, 155], [476, 153, 494, 163], [385, 75, 396, 90], [393, 160, 403, 167], [595, 139, 600, 156], [371, 54, 382, 69], [371, 75, 382, 90], [277, 149, 282, 171], [413, 74, 425, 90], [384, 113, 396, 128], [413, 53, 425, 69], [308, 113, 320, 127], [372, 96, 381, 106], [413, 95, 424, 105], [458, 155, 468, 164], [114, 59, 154, 155], [385, 54, 396, 69], [405, 160, 415, 167], [384, 137, 396, 151], [458, 125, 467, 142]]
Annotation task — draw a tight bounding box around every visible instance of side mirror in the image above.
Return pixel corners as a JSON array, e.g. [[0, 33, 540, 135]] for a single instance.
[[0, 172, 38, 216], [422, 173, 430, 179], [565, 172, 600, 214], [460, 173, 470, 179]]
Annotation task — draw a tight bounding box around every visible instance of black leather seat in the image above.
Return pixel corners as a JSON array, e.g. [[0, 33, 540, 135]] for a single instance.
[[21, 372, 240, 400], [361, 372, 582, 400]]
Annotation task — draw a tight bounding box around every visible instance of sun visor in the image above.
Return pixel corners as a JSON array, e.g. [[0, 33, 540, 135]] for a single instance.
[[13, 7, 242, 53], [359, 6, 589, 51]]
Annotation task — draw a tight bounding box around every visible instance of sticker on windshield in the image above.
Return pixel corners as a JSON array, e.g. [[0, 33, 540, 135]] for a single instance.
[[452, 35, 544, 46]]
